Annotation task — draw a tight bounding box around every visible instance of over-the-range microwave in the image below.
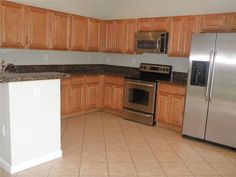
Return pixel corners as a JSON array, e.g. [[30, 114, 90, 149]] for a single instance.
[[135, 32, 168, 54]]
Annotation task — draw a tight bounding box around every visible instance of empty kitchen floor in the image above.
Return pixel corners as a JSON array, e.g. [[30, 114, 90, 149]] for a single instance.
[[1, 111, 236, 177]]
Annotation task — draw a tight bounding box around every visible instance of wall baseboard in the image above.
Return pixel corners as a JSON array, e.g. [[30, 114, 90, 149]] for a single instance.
[[0, 150, 62, 174]]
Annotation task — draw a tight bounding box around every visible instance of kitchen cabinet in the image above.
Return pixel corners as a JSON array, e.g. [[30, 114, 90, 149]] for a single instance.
[[52, 11, 70, 50], [103, 76, 124, 113], [115, 20, 126, 53], [71, 15, 88, 51], [200, 14, 226, 32], [87, 18, 100, 51], [105, 20, 117, 52], [125, 19, 137, 54], [156, 83, 186, 128], [85, 76, 100, 111], [137, 18, 153, 31], [27, 7, 52, 49], [61, 75, 102, 117], [0, 1, 27, 48], [168, 15, 199, 57], [61, 78, 70, 115], [226, 13, 236, 30], [152, 17, 170, 32]]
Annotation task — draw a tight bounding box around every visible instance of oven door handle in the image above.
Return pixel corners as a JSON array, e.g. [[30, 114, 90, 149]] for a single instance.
[[126, 81, 155, 87], [124, 108, 153, 118]]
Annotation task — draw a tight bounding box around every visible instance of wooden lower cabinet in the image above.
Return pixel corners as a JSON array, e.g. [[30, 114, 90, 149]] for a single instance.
[[155, 83, 186, 129], [61, 75, 101, 117], [103, 76, 124, 113]]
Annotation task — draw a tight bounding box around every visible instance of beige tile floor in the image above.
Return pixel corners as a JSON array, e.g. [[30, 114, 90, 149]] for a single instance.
[[1, 111, 236, 177]]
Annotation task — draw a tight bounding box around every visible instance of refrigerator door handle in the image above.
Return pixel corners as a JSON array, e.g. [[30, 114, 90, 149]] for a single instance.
[[209, 50, 217, 102], [205, 50, 213, 101]]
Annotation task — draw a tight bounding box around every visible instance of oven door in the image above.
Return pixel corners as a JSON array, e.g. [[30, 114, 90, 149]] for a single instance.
[[123, 79, 156, 114]]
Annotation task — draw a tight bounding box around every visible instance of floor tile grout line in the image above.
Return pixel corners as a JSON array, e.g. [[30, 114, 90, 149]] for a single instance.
[[138, 125, 168, 177], [101, 112, 110, 177], [118, 118, 139, 177]]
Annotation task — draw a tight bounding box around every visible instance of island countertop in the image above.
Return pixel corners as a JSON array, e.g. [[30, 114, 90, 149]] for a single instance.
[[0, 72, 70, 83]]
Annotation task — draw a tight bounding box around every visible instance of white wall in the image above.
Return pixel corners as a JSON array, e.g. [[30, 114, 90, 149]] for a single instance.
[[9, 0, 236, 19]]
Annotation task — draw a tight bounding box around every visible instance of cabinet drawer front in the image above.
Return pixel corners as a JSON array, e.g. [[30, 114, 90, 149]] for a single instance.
[[70, 77, 84, 85], [114, 77, 124, 85], [158, 83, 186, 95], [85, 75, 100, 83]]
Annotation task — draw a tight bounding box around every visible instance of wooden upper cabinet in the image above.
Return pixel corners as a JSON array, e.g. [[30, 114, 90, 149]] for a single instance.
[[70, 15, 88, 51], [182, 16, 199, 56], [105, 20, 117, 52], [200, 14, 226, 32], [27, 7, 52, 49], [0, 1, 27, 48], [52, 12, 70, 50], [168, 17, 184, 56], [125, 19, 137, 54], [137, 18, 153, 31], [226, 13, 236, 30], [114, 20, 126, 53], [87, 18, 100, 51], [153, 17, 170, 32], [99, 20, 106, 52]]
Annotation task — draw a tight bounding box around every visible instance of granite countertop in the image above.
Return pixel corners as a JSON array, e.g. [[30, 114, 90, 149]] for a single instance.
[[0, 72, 70, 83]]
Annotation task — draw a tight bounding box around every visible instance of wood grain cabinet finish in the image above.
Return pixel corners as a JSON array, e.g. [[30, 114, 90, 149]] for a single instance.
[[156, 83, 186, 128], [226, 13, 236, 30], [27, 7, 52, 49], [70, 15, 88, 51], [152, 17, 170, 32], [125, 19, 137, 54], [103, 76, 124, 112], [87, 18, 100, 51], [200, 14, 226, 32], [0, 1, 27, 48], [114, 20, 126, 53], [168, 16, 199, 57], [61, 78, 71, 116], [52, 12, 70, 50], [105, 20, 117, 52], [137, 18, 153, 31]]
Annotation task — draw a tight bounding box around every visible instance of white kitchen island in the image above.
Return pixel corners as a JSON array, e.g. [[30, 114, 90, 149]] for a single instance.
[[0, 72, 69, 174]]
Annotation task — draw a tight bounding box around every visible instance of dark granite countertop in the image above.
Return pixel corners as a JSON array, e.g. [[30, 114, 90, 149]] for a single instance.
[[0, 72, 70, 83], [4, 64, 187, 85]]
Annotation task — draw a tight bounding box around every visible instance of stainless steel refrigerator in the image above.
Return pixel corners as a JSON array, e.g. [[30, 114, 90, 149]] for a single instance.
[[183, 33, 236, 148]]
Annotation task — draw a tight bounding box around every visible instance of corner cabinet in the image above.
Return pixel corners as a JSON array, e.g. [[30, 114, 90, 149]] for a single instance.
[[155, 83, 186, 130], [0, 1, 27, 48]]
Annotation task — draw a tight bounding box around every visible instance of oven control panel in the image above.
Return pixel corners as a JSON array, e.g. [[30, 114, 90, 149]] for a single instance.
[[140, 63, 172, 74]]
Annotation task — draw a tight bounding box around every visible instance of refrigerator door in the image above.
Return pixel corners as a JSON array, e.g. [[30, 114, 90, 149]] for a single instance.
[[182, 33, 216, 139], [205, 33, 236, 148]]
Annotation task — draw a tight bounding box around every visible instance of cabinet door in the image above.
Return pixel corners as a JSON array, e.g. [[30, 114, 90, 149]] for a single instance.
[[87, 18, 100, 51], [103, 83, 114, 109], [137, 18, 153, 31], [115, 20, 125, 53], [182, 16, 199, 56], [168, 94, 185, 127], [85, 76, 100, 111], [168, 17, 184, 56], [61, 79, 70, 116], [226, 13, 236, 30], [125, 19, 137, 54], [71, 15, 88, 51], [99, 20, 106, 51], [113, 85, 124, 112], [156, 91, 170, 124], [28, 7, 52, 49], [52, 12, 70, 50], [1, 1, 27, 48], [70, 77, 84, 113], [200, 14, 226, 32], [153, 17, 170, 32], [105, 20, 116, 52]]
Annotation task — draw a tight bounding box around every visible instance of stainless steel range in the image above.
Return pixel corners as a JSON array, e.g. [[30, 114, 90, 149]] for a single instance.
[[123, 63, 172, 126]]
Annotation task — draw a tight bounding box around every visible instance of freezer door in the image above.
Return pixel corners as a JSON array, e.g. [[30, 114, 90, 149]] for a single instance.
[[205, 33, 236, 148], [182, 33, 216, 139]]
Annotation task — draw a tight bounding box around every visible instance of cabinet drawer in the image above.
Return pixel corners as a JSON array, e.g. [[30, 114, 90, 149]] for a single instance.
[[70, 76, 84, 85], [158, 83, 186, 95], [85, 75, 100, 83]]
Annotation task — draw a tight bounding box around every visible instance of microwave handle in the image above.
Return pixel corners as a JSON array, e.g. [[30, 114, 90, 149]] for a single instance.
[[156, 38, 161, 53]]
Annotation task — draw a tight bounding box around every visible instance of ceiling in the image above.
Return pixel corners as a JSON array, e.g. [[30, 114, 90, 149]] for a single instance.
[[9, 0, 236, 19]]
